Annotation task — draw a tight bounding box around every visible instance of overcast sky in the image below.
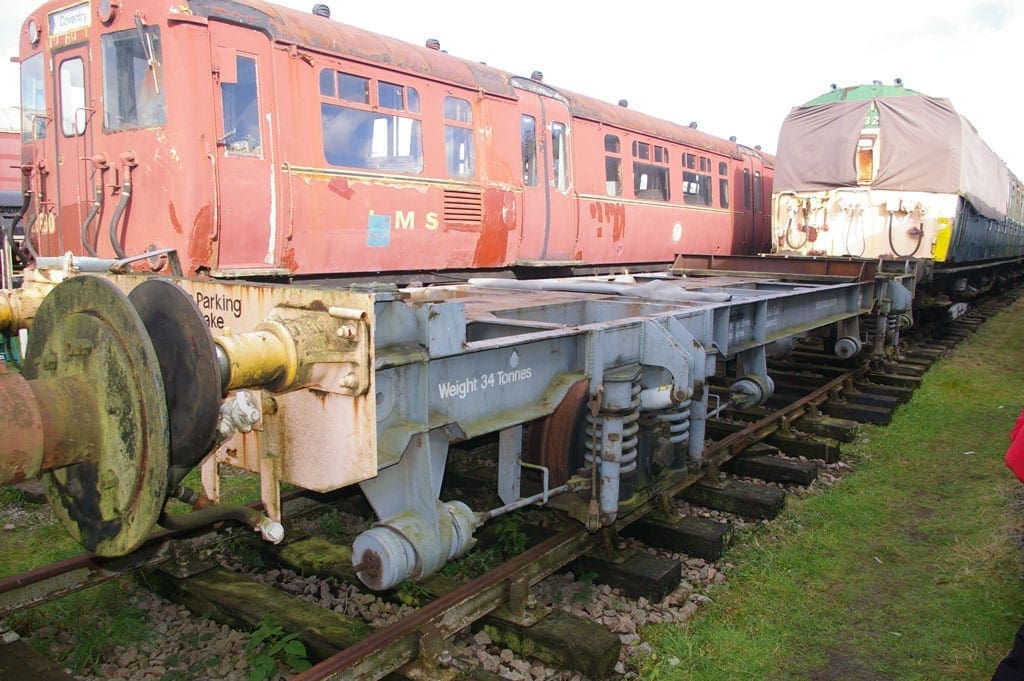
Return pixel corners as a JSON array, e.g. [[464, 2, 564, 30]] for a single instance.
[[0, 0, 1021, 174]]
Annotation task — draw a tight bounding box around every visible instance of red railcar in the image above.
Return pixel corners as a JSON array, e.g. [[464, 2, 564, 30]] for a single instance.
[[16, 0, 772, 279]]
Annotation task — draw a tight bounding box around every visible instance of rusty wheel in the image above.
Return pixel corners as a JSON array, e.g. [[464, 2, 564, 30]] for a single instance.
[[524, 379, 589, 486], [24, 275, 170, 556]]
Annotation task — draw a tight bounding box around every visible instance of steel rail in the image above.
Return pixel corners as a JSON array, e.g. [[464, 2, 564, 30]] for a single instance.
[[0, 490, 317, 617]]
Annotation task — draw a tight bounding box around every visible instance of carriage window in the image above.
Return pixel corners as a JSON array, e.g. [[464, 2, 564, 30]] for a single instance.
[[551, 122, 567, 191], [220, 55, 261, 155], [684, 153, 696, 169], [319, 69, 335, 97], [379, 82, 404, 111], [444, 96, 474, 178], [521, 115, 537, 186], [21, 53, 46, 141], [654, 145, 669, 163], [102, 26, 167, 131], [683, 171, 710, 206], [633, 141, 650, 160], [338, 73, 369, 104], [606, 135, 622, 196], [634, 162, 668, 201], [322, 105, 422, 171], [699, 156, 711, 172], [321, 70, 422, 172], [59, 58, 86, 137], [718, 161, 729, 208], [743, 168, 751, 210], [754, 171, 763, 212]]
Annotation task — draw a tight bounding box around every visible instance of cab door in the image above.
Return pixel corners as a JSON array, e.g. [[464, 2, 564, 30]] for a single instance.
[[208, 23, 281, 273], [513, 81, 578, 263], [51, 43, 94, 255]]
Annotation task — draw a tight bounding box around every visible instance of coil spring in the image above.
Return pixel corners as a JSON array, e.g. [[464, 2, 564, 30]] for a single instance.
[[585, 381, 640, 474], [888, 314, 901, 338], [861, 316, 880, 343], [657, 400, 692, 446]]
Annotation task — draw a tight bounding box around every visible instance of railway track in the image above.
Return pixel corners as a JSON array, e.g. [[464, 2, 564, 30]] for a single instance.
[[0, 287, 1019, 680]]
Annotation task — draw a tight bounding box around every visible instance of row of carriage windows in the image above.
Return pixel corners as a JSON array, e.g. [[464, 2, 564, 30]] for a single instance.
[[603, 133, 753, 209], [29, 34, 760, 212], [318, 68, 474, 178]]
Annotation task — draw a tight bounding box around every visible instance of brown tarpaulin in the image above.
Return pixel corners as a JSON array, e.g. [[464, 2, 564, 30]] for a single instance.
[[773, 94, 1008, 220]]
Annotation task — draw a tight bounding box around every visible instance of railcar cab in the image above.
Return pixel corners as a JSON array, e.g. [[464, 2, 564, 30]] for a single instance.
[[17, 0, 288, 277]]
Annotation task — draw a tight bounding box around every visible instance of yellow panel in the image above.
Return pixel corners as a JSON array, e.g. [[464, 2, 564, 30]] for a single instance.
[[932, 218, 953, 262]]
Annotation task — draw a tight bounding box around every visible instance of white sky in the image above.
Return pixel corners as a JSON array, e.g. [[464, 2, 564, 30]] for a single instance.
[[0, 0, 1021, 174]]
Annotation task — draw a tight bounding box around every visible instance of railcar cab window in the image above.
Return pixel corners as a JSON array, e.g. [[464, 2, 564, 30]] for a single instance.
[[521, 115, 537, 186], [21, 53, 46, 141], [220, 55, 261, 155], [59, 58, 86, 137], [605, 134, 622, 196], [683, 153, 712, 206], [632, 140, 668, 201], [320, 69, 423, 173], [102, 26, 167, 131], [444, 96, 474, 178]]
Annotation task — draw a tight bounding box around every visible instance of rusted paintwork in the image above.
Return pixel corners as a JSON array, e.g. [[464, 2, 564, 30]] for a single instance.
[[0, 364, 45, 484], [671, 253, 879, 282]]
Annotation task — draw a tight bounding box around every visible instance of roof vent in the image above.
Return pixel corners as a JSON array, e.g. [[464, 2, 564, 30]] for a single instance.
[[729, 136, 737, 142], [425, 38, 441, 50], [618, 99, 628, 108], [530, 70, 543, 82], [895, 77, 903, 86], [312, 4, 330, 18], [830, 83, 838, 90], [689, 121, 698, 129]]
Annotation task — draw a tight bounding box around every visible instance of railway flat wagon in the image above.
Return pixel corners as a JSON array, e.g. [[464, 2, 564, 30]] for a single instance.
[[771, 82, 1024, 308], [1, 2, 926, 592]]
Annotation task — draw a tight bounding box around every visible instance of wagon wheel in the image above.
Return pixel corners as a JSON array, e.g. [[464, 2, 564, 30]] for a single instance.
[[524, 379, 590, 486]]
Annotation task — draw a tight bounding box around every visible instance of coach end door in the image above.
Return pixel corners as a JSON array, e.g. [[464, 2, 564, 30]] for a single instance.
[[514, 82, 579, 264]]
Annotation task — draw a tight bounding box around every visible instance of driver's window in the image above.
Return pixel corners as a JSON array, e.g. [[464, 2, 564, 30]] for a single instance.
[[59, 57, 87, 137], [221, 55, 261, 155]]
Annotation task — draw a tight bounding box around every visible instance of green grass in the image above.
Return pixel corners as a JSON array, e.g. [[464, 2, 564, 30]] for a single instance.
[[641, 298, 1024, 680]]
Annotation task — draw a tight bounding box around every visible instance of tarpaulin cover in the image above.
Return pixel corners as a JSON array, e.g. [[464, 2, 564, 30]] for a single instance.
[[773, 95, 1008, 220]]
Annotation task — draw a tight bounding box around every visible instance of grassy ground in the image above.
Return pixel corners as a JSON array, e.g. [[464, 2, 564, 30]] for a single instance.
[[641, 296, 1024, 680]]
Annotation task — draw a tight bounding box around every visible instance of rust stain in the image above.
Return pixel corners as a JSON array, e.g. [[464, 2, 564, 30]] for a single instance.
[[280, 245, 299, 273], [168, 201, 183, 235], [187, 204, 216, 271], [473, 189, 511, 267], [328, 177, 354, 199]]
